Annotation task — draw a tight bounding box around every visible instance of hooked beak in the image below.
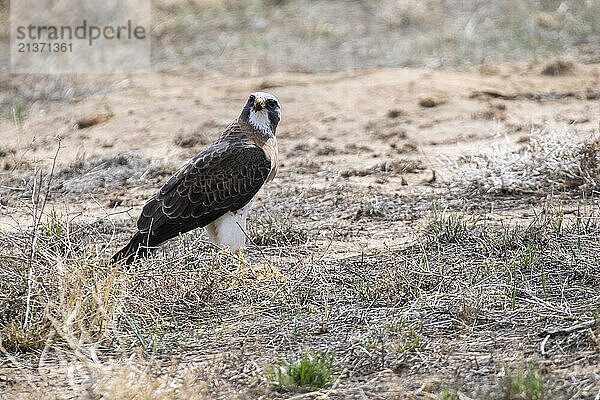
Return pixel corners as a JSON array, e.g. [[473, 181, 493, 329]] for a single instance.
[[252, 97, 265, 112]]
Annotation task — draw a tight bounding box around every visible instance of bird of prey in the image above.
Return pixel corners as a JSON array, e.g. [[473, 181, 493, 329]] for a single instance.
[[111, 92, 280, 264]]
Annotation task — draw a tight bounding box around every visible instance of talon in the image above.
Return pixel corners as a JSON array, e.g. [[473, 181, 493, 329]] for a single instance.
[[235, 247, 244, 260]]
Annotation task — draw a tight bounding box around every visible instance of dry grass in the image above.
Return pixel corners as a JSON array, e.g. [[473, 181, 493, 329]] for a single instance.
[[247, 213, 307, 247], [1, 189, 599, 398], [450, 125, 600, 195], [340, 159, 423, 178], [1, 151, 173, 205], [91, 360, 214, 400]]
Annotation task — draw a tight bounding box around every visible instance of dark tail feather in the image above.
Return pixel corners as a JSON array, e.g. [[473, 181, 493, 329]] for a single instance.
[[110, 232, 149, 265]]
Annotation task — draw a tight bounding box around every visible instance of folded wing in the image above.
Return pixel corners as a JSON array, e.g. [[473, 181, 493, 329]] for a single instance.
[[141, 141, 271, 246], [111, 135, 271, 263]]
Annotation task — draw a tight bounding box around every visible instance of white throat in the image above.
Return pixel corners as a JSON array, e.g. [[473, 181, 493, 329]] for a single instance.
[[248, 110, 272, 134]]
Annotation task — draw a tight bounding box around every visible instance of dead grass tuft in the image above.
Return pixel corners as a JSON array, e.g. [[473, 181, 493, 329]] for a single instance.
[[2, 152, 172, 203], [73, 112, 113, 130], [451, 125, 600, 195], [0, 320, 50, 353], [174, 128, 212, 148], [419, 96, 445, 108], [541, 59, 575, 76]]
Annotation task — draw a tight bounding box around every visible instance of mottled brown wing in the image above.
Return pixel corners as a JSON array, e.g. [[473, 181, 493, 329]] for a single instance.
[[136, 138, 271, 247]]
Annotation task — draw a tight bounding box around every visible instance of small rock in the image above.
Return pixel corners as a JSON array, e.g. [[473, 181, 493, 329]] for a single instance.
[[73, 113, 112, 129], [427, 170, 437, 183], [386, 109, 405, 118], [585, 88, 600, 100], [419, 97, 442, 108]]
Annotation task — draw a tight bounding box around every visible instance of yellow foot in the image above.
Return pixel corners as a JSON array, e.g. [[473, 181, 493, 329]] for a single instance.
[[234, 247, 245, 261], [214, 246, 244, 264]]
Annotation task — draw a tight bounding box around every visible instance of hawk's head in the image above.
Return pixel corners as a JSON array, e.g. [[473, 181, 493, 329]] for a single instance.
[[241, 92, 280, 136]]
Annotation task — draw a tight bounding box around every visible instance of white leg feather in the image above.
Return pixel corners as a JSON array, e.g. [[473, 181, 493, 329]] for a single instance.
[[205, 200, 253, 253]]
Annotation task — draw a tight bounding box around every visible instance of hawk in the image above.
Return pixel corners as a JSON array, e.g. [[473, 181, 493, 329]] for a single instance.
[[111, 92, 280, 264]]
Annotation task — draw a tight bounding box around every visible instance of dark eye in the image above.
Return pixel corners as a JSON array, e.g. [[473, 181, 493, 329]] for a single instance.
[[267, 99, 277, 108], [249, 95, 255, 102]]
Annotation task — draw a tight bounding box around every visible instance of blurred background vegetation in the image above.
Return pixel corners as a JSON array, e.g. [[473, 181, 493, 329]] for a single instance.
[[1, 0, 600, 75], [0, 0, 599, 121], [150, 0, 600, 73]]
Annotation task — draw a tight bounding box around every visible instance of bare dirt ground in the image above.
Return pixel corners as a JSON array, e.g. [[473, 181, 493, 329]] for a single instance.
[[2, 62, 599, 238], [0, 62, 599, 399]]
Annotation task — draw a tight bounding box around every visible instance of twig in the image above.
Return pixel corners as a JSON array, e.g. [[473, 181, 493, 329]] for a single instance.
[[24, 140, 62, 329], [237, 220, 268, 261], [540, 335, 551, 357], [539, 319, 596, 356], [539, 319, 596, 337], [89, 194, 118, 258], [35, 139, 62, 230]]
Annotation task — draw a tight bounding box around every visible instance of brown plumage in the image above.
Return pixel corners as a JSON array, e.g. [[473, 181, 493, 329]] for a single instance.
[[111, 92, 280, 264]]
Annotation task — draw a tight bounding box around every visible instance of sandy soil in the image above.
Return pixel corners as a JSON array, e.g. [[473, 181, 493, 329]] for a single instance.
[[1, 62, 599, 249]]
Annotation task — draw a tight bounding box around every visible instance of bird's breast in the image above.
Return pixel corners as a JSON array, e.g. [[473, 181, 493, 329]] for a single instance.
[[262, 136, 278, 182]]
